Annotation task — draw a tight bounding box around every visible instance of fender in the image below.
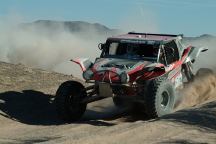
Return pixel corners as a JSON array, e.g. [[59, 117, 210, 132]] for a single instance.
[[184, 46, 208, 63], [71, 58, 93, 72]]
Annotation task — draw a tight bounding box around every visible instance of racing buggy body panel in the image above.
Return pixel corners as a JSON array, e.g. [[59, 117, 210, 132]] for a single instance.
[[55, 32, 207, 122], [71, 58, 93, 72]]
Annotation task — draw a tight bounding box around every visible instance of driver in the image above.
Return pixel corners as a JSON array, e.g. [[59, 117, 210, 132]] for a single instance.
[[125, 44, 139, 56]]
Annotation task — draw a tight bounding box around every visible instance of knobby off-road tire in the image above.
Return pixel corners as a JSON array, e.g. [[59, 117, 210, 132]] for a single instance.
[[113, 96, 125, 107], [144, 78, 176, 118], [55, 81, 87, 122]]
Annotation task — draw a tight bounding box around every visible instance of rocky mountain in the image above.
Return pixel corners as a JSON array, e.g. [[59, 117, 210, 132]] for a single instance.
[[21, 20, 120, 36]]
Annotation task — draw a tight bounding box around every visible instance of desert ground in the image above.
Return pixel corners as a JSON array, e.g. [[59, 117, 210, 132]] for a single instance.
[[0, 61, 216, 144]]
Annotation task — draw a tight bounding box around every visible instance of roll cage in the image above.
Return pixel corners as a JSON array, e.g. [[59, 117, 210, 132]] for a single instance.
[[159, 40, 180, 66]]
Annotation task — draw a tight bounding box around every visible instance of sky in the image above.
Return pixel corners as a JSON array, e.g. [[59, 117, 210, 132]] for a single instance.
[[0, 0, 216, 36]]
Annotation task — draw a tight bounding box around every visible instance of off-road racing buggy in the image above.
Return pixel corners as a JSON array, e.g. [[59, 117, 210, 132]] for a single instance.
[[55, 32, 208, 122]]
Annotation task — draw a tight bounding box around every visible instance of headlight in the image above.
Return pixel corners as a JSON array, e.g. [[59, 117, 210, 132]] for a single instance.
[[120, 72, 129, 83], [83, 69, 93, 80]]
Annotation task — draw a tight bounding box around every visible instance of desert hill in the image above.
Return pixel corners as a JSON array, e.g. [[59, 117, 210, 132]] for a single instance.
[[0, 61, 216, 144]]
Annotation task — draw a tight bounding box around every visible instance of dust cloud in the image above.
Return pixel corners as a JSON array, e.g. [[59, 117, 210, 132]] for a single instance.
[[175, 36, 216, 110], [183, 35, 216, 71], [0, 19, 114, 78], [175, 72, 216, 110]]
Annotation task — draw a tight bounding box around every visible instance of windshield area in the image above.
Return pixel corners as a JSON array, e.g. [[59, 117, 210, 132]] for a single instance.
[[102, 41, 160, 61]]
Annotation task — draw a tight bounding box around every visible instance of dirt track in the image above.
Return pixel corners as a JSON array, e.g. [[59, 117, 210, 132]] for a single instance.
[[0, 62, 216, 144]]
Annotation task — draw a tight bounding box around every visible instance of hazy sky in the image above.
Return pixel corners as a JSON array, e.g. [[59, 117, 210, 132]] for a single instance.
[[0, 0, 216, 36]]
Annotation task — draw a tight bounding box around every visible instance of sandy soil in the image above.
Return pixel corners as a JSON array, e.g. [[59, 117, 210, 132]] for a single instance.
[[0, 62, 216, 144]]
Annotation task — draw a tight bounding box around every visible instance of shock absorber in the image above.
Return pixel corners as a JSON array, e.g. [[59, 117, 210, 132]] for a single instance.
[[183, 62, 194, 82]]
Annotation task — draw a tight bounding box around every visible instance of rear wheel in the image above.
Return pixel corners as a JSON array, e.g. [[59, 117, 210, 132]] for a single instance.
[[113, 96, 123, 107], [143, 78, 176, 118], [55, 81, 87, 122]]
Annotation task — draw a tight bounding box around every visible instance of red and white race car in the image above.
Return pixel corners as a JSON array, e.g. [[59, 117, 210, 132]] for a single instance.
[[55, 32, 208, 122]]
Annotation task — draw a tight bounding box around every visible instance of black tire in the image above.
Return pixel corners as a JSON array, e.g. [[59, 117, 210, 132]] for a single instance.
[[144, 78, 175, 118], [113, 96, 124, 107], [55, 81, 87, 122]]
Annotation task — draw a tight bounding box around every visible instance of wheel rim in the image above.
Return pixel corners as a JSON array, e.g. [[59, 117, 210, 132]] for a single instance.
[[161, 91, 170, 109]]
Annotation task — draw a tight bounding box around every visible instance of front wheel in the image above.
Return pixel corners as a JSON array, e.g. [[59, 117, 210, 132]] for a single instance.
[[143, 78, 176, 118], [55, 81, 87, 122]]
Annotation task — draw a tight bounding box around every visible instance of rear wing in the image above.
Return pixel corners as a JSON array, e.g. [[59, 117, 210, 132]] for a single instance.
[[128, 32, 183, 39]]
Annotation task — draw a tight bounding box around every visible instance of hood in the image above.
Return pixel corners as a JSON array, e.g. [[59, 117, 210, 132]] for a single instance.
[[92, 58, 153, 72], [92, 58, 151, 79], [83, 58, 164, 83], [97, 58, 139, 70]]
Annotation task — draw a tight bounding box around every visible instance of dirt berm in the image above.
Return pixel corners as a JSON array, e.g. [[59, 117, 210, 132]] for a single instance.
[[0, 61, 216, 144]]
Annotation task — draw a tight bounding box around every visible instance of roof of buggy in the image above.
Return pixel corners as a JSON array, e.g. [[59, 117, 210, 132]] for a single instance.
[[108, 32, 183, 42]]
